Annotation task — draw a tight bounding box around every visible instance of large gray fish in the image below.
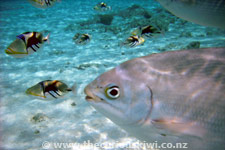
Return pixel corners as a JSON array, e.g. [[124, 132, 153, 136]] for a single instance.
[[156, 0, 225, 29], [84, 47, 225, 150]]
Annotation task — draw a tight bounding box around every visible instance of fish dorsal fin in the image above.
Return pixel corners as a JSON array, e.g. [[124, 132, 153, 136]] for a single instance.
[[151, 118, 206, 138], [16, 33, 29, 45], [16, 34, 26, 42]]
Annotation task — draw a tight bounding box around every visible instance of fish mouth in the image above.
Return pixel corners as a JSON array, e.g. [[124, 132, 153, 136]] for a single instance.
[[84, 86, 102, 102], [85, 95, 94, 101]]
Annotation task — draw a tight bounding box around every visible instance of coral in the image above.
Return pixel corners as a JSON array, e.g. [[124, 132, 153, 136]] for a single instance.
[[72, 4, 175, 37]]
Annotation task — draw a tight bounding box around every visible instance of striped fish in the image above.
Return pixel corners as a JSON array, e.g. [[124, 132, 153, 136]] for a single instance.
[[74, 33, 91, 45], [157, 0, 225, 29], [28, 0, 61, 9], [26, 80, 75, 100], [93, 2, 111, 11], [121, 35, 145, 48], [131, 25, 162, 38], [5, 32, 49, 58]]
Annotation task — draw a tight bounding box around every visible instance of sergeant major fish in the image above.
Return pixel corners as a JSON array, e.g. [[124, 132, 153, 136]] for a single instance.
[[84, 47, 225, 150], [28, 0, 61, 9], [5, 31, 49, 58], [26, 80, 76, 100], [156, 0, 225, 29]]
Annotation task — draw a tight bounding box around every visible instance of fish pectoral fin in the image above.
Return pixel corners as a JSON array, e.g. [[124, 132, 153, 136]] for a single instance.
[[151, 118, 206, 138]]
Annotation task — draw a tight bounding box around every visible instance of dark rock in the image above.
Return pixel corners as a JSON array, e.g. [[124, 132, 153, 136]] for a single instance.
[[97, 14, 114, 25], [30, 113, 48, 124], [71, 102, 76, 106], [186, 41, 200, 49]]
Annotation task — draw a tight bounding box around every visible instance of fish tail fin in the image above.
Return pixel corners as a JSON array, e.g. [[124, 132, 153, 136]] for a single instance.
[[44, 33, 50, 44], [159, 28, 166, 37], [119, 41, 125, 48]]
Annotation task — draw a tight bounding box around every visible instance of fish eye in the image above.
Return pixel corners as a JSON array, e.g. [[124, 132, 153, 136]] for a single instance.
[[105, 84, 120, 99]]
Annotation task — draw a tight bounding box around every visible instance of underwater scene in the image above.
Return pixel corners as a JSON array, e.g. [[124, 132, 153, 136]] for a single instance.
[[0, 0, 225, 150]]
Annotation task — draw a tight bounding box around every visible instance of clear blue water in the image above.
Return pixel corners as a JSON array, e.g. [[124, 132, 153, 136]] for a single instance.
[[0, 0, 225, 150]]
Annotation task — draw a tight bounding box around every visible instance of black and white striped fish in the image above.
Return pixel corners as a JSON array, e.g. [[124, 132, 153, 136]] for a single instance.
[[121, 35, 145, 48], [94, 2, 111, 11], [28, 0, 61, 9], [73, 33, 91, 45], [5, 31, 49, 58], [26, 80, 76, 100], [131, 25, 162, 38]]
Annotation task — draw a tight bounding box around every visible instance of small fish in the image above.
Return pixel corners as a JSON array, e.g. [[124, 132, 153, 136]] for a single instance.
[[94, 2, 111, 11], [156, 0, 225, 29], [5, 32, 49, 58], [73, 33, 91, 45], [131, 25, 162, 38], [28, 0, 61, 9], [84, 47, 225, 150], [121, 35, 145, 48], [26, 80, 76, 100]]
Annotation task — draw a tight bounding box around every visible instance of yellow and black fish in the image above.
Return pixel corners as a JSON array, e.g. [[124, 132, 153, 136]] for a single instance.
[[131, 25, 162, 37], [94, 2, 111, 11], [121, 35, 145, 48], [5, 32, 49, 58], [28, 0, 61, 9], [73, 33, 91, 45], [26, 80, 76, 99]]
